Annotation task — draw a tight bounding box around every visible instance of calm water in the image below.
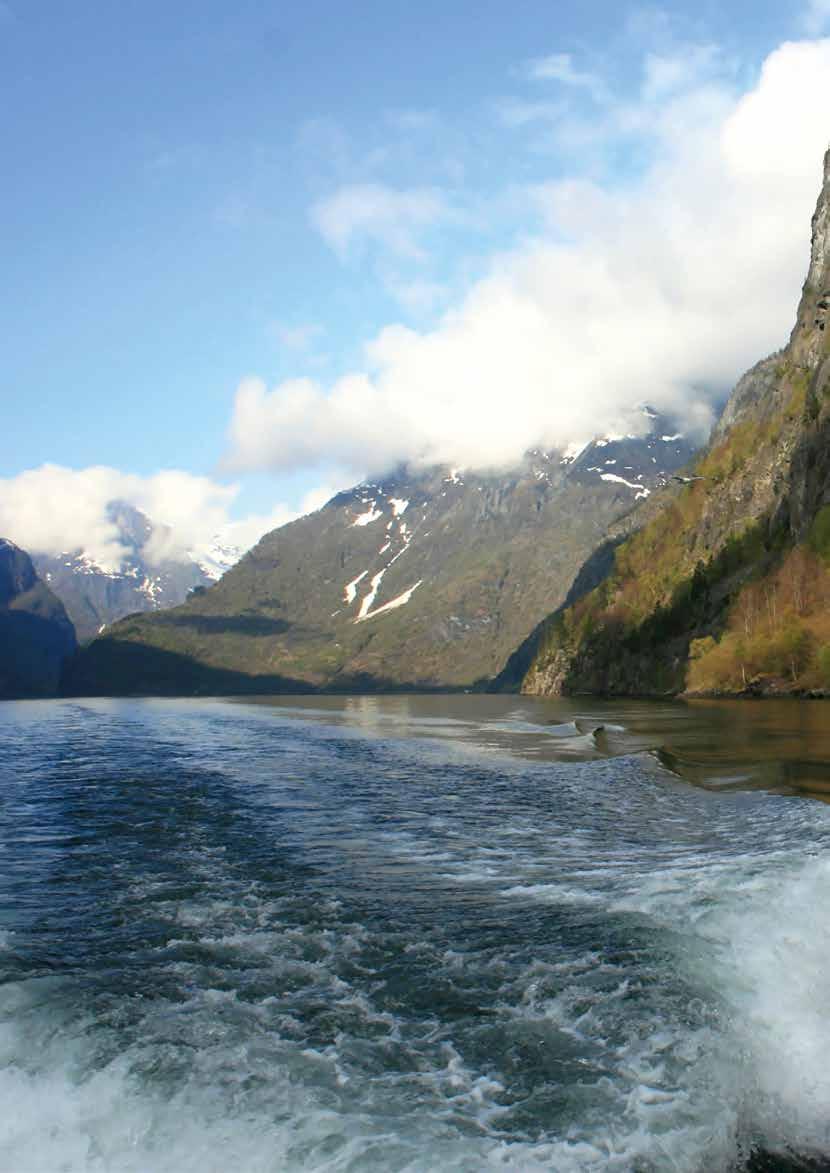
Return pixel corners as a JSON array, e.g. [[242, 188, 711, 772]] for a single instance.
[[1, 694, 830, 1172]]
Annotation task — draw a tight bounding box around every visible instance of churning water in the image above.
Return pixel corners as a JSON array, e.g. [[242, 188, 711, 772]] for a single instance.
[[1, 695, 830, 1172]]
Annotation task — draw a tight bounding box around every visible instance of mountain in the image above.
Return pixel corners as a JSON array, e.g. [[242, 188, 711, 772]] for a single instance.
[[191, 537, 245, 584], [64, 413, 696, 695], [33, 503, 241, 644], [519, 147, 830, 699], [0, 539, 77, 698]]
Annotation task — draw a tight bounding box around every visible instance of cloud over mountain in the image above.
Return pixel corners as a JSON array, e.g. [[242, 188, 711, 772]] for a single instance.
[[0, 466, 332, 571], [226, 39, 830, 479]]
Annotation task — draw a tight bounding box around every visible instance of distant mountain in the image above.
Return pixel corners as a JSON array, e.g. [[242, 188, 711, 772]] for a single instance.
[[66, 411, 696, 695], [0, 538, 77, 698], [519, 147, 830, 699], [33, 502, 242, 644], [191, 537, 245, 584]]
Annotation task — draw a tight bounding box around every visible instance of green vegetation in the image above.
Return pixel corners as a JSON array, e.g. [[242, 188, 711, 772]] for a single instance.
[[818, 645, 830, 687], [809, 505, 830, 563], [523, 369, 823, 696], [687, 546, 830, 692]]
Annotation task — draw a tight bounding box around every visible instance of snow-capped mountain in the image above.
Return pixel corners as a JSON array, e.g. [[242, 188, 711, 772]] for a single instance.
[[68, 410, 699, 693], [33, 503, 243, 643], [565, 408, 695, 495], [191, 538, 244, 583]]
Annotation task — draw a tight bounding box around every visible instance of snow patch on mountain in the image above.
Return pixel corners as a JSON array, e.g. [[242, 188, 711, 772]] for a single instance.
[[344, 570, 368, 604], [357, 569, 386, 619], [193, 538, 244, 581], [352, 506, 383, 527], [600, 473, 651, 499], [356, 580, 423, 622], [560, 440, 587, 464]]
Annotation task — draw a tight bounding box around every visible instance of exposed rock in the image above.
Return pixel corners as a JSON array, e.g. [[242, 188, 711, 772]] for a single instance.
[[0, 539, 77, 698]]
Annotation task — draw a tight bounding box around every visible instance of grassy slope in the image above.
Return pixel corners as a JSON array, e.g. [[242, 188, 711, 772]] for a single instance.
[[64, 474, 641, 695]]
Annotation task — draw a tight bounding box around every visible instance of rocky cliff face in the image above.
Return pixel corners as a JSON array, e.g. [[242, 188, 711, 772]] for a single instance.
[[522, 148, 830, 699], [0, 539, 77, 698], [65, 414, 696, 695], [32, 503, 239, 644]]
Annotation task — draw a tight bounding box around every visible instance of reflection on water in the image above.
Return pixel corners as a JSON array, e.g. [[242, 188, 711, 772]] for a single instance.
[[240, 693, 830, 802]]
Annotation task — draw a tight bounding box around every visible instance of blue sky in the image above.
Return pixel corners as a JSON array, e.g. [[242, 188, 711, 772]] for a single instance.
[[2, 0, 830, 560]]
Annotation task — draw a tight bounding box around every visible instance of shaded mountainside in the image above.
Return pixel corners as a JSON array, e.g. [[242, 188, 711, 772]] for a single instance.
[[521, 148, 830, 699], [33, 503, 239, 644], [0, 539, 77, 698], [65, 417, 696, 695]]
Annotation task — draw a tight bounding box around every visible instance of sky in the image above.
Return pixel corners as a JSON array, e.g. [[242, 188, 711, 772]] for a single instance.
[[2, 0, 830, 565]]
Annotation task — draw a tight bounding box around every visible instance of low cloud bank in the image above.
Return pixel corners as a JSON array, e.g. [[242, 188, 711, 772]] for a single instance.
[[0, 465, 333, 571], [227, 40, 830, 477]]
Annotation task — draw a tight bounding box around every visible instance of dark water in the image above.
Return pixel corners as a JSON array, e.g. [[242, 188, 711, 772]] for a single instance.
[[1, 695, 830, 1172]]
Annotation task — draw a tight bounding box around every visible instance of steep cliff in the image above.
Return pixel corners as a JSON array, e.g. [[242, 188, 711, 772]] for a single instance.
[[522, 148, 830, 698], [0, 539, 77, 698]]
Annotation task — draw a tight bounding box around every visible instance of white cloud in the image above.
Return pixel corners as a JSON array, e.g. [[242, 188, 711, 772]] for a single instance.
[[215, 485, 338, 554], [802, 0, 830, 34], [384, 277, 448, 315], [298, 484, 339, 514], [641, 43, 723, 100], [310, 183, 451, 259], [523, 52, 605, 99], [227, 38, 830, 479], [0, 465, 334, 571], [517, 42, 736, 161]]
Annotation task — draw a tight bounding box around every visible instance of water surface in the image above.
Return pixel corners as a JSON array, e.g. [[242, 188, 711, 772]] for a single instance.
[[1, 694, 829, 1171]]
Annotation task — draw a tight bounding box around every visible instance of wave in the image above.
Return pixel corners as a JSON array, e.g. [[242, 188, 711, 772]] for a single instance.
[[2, 697, 830, 1170]]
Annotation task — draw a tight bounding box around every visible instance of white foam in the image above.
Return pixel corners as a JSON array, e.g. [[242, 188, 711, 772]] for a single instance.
[[701, 853, 830, 1155]]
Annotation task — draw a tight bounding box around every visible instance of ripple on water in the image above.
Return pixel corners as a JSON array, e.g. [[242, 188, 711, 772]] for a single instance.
[[0, 697, 829, 1171]]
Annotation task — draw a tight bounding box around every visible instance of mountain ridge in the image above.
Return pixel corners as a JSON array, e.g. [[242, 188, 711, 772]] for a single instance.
[[32, 502, 241, 644], [64, 413, 696, 695]]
